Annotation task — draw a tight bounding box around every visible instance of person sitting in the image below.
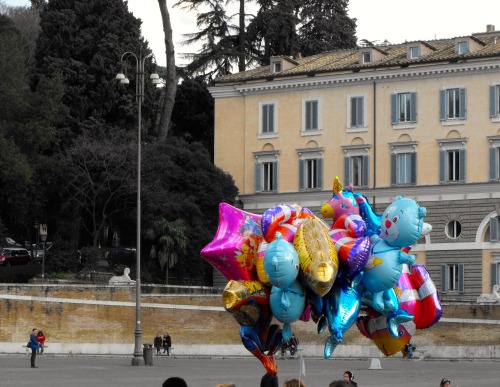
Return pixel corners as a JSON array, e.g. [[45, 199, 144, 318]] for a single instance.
[[36, 330, 46, 354], [154, 332, 163, 355], [289, 333, 299, 357]]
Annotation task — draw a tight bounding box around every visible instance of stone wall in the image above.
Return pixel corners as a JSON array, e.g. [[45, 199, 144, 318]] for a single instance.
[[1, 284, 499, 358]]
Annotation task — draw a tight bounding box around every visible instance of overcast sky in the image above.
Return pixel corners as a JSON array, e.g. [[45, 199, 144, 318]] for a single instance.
[[3, 0, 500, 66]]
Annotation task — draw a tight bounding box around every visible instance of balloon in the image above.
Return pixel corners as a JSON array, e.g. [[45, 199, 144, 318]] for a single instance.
[[320, 177, 361, 222], [201, 203, 263, 281], [255, 241, 270, 285], [411, 265, 442, 329], [394, 264, 421, 321], [322, 275, 362, 358], [261, 204, 314, 243], [264, 232, 299, 289], [270, 279, 306, 341], [294, 217, 339, 296]]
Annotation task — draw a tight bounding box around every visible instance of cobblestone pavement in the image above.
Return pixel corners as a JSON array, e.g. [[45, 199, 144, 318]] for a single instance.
[[1, 354, 499, 387]]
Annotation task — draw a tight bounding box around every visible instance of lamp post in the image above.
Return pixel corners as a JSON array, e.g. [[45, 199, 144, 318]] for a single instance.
[[116, 50, 159, 366]]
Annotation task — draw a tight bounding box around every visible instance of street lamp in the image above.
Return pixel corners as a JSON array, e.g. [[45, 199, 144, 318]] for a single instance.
[[116, 50, 159, 366]]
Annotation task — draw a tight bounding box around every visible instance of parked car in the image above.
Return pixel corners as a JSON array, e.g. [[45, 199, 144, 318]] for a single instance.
[[0, 247, 31, 266], [33, 243, 53, 263]]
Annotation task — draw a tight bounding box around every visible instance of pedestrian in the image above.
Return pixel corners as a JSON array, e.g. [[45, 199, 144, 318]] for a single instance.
[[163, 332, 172, 355], [261, 372, 279, 387], [28, 328, 39, 368], [36, 330, 46, 354], [439, 378, 451, 387], [289, 333, 299, 357], [343, 371, 357, 387], [154, 332, 163, 355], [162, 376, 188, 387], [329, 382, 351, 387], [283, 378, 306, 387]]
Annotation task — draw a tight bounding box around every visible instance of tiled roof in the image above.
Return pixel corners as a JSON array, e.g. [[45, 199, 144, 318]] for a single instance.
[[215, 32, 500, 84]]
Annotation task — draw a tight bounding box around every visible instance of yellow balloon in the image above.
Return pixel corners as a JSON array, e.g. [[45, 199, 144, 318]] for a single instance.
[[255, 241, 270, 285], [294, 217, 338, 296], [222, 280, 268, 326]]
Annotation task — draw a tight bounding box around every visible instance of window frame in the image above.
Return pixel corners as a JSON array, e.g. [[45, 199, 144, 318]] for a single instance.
[[391, 91, 417, 128], [441, 263, 465, 294], [409, 46, 420, 59], [439, 87, 467, 123], [488, 136, 500, 181], [438, 138, 467, 184], [297, 147, 324, 191], [457, 41, 469, 54], [259, 101, 277, 138], [301, 98, 322, 135], [253, 150, 280, 193], [489, 84, 500, 122], [341, 144, 371, 188], [347, 94, 366, 131], [389, 141, 418, 186]]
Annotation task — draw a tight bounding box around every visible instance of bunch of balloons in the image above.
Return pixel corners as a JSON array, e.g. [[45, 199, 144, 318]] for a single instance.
[[201, 177, 442, 374]]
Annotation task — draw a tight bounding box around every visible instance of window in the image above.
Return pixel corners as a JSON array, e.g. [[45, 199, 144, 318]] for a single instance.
[[488, 136, 500, 180], [491, 261, 500, 289], [489, 85, 500, 119], [441, 264, 464, 293], [446, 220, 462, 239], [260, 103, 276, 135], [254, 150, 279, 193], [440, 88, 466, 121], [298, 147, 323, 191], [361, 51, 371, 63], [409, 46, 420, 59], [391, 152, 416, 185], [344, 155, 368, 187], [273, 62, 282, 73], [391, 92, 417, 125], [303, 99, 320, 132], [457, 41, 469, 54], [490, 216, 500, 242], [438, 139, 467, 184], [349, 96, 365, 128]]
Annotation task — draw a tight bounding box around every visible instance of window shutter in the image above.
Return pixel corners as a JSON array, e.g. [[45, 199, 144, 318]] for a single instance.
[[439, 150, 446, 183], [490, 86, 498, 117], [411, 153, 417, 184], [490, 217, 499, 242], [391, 94, 398, 124], [491, 263, 499, 288], [459, 149, 466, 182], [305, 102, 311, 130], [390, 154, 397, 185], [410, 92, 417, 123], [312, 101, 318, 129], [269, 105, 275, 132], [299, 159, 305, 191], [272, 162, 278, 191], [490, 148, 498, 181], [359, 97, 365, 126], [362, 155, 369, 186], [458, 264, 465, 294], [441, 264, 448, 293], [439, 90, 446, 121], [459, 88, 467, 119], [254, 163, 261, 192], [344, 157, 350, 186], [317, 158, 324, 189]]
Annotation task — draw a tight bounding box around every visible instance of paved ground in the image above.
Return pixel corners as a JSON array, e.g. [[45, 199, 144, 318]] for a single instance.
[[2, 353, 499, 387]]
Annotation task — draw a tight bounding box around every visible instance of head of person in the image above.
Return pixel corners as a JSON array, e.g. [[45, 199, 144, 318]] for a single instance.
[[32, 328, 38, 334], [329, 381, 351, 387], [283, 378, 306, 387], [440, 378, 451, 387], [343, 371, 354, 382], [38, 331, 43, 336], [162, 376, 188, 387], [261, 372, 279, 387]]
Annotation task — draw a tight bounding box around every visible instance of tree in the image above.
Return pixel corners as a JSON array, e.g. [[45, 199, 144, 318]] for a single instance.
[[157, 0, 178, 142]]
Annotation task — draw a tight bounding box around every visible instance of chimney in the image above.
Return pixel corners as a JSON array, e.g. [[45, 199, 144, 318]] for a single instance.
[[486, 24, 495, 32]]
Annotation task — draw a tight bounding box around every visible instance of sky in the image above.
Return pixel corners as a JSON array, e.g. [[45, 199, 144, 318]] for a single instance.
[[3, 0, 500, 67]]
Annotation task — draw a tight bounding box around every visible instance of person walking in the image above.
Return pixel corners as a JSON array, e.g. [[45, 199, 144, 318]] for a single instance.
[[154, 332, 163, 355], [36, 330, 46, 354], [343, 371, 357, 386], [28, 328, 39, 368], [163, 332, 172, 355]]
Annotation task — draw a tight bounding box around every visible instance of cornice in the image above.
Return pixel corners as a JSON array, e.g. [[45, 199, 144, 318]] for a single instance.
[[209, 60, 500, 99]]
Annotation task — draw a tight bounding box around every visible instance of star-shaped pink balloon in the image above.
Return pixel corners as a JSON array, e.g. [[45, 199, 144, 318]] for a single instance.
[[201, 203, 263, 281]]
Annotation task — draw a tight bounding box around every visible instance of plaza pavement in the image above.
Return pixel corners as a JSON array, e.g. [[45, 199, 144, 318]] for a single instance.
[[1, 353, 499, 387]]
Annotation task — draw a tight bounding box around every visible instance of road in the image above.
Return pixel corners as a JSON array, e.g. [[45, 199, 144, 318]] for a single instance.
[[2, 354, 498, 387]]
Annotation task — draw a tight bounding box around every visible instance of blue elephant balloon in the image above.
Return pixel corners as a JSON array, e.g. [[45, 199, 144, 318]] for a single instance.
[[264, 232, 300, 289], [270, 279, 306, 341]]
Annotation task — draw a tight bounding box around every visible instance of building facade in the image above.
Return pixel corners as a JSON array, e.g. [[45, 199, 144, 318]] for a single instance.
[[209, 26, 500, 302]]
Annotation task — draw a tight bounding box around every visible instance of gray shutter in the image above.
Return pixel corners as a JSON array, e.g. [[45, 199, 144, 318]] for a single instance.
[[458, 264, 465, 294], [439, 150, 446, 183], [390, 154, 397, 185], [272, 161, 278, 191], [490, 217, 499, 242], [317, 158, 323, 189], [491, 263, 499, 288], [359, 97, 365, 126], [269, 105, 275, 132], [299, 159, 305, 191], [254, 163, 261, 192], [410, 92, 417, 123], [459, 149, 466, 182], [459, 88, 467, 119], [344, 156, 350, 186], [362, 155, 369, 186], [489, 148, 498, 181], [391, 94, 398, 124], [411, 153, 417, 184], [313, 101, 318, 129], [439, 90, 446, 121], [441, 264, 448, 293], [490, 85, 497, 117]]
